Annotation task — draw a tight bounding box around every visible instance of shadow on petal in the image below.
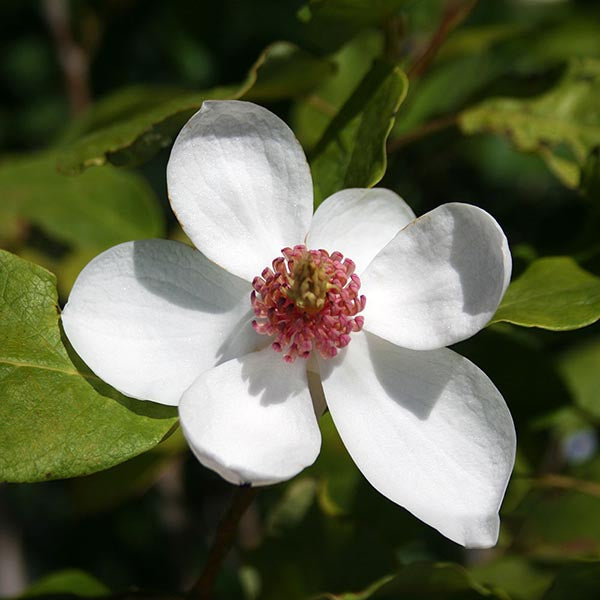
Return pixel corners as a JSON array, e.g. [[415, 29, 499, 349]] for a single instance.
[[448, 205, 509, 318], [132, 239, 247, 313], [364, 332, 451, 421]]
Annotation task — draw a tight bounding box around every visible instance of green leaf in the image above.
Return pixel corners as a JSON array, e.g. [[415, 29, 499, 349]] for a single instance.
[[20, 569, 109, 598], [459, 58, 600, 189], [558, 338, 600, 419], [0, 250, 178, 483], [469, 556, 554, 600], [56, 43, 334, 174], [310, 60, 408, 206], [0, 153, 163, 250], [292, 31, 383, 150], [491, 257, 600, 330], [543, 563, 600, 600], [311, 562, 508, 599], [299, 0, 405, 54], [69, 427, 187, 514], [242, 42, 336, 101]]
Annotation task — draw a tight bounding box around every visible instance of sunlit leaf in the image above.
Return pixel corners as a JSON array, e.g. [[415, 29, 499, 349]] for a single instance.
[[0, 250, 178, 483], [310, 60, 408, 206], [491, 257, 600, 330], [20, 569, 109, 598], [459, 58, 600, 189]]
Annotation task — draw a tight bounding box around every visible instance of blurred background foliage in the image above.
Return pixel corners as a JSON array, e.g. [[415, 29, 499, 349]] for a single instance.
[[1, 0, 600, 598]]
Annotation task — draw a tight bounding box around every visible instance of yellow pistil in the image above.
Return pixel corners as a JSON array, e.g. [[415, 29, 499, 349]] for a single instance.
[[285, 251, 331, 315]]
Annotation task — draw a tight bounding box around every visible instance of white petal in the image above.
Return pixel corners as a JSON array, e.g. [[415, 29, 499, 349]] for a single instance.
[[167, 100, 313, 282], [179, 347, 321, 485], [306, 188, 416, 274], [61, 240, 260, 406], [361, 203, 511, 350], [319, 331, 516, 548]]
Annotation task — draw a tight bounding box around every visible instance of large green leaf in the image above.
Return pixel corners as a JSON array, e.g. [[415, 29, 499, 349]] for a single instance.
[[0, 153, 163, 250], [57, 42, 334, 174], [491, 257, 600, 330], [310, 60, 408, 206], [459, 58, 600, 189], [0, 250, 178, 483]]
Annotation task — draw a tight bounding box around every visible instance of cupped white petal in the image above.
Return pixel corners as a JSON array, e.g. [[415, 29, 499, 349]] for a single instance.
[[61, 240, 260, 406], [306, 188, 416, 274], [319, 331, 516, 548], [361, 203, 511, 350], [179, 347, 321, 485], [167, 100, 313, 282]]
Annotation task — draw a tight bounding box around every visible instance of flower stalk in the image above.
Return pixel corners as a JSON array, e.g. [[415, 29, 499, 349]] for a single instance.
[[189, 486, 258, 600]]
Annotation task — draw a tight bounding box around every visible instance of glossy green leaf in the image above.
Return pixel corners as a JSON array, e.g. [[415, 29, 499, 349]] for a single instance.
[[0, 153, 163, 250], [0, 250, 178, 483], [57, 43, 334, 174], [491, 257, 600, 330], [459, 58, 600, 189], [310, 60, 408, 206], [20, 569, 109, 598]]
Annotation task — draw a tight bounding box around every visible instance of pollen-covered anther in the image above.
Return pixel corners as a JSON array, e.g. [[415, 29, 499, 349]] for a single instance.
[[251, 244, 366, 362]]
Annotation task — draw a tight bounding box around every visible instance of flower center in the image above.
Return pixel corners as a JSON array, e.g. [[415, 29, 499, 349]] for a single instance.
[[251, 245, 366, 363]]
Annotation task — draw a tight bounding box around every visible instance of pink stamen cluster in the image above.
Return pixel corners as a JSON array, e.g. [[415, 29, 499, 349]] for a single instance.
[[251, 245, 366, 362]]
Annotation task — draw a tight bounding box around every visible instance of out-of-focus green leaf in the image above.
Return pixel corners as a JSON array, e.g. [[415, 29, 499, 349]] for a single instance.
[[298, 0, 405, 54], [266, 478, 318, 536], [242, 42, 336, 101], [580, 147, 600, 200], [469, 556, 553, 600], [491, 257, 600, 330], [57, 42, 334, 174], [0, 250, 178, 483], [542, 563, 600, 600], [310, 60, 407, 206], [558, 338, 600, 419], [459, 58, 600, 189], [515, 459, 600, 560], [312, 562, 508, 599], [20, 569, 109, 598], [0, 153, 163, 249], [292, 31, 382, 150]]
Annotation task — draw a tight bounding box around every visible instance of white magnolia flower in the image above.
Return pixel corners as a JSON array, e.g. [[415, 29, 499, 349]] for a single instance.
[[62, 100, 516, 548]]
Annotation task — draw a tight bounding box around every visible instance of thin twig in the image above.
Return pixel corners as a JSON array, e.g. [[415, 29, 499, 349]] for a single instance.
[[189, 486, 258, 600], [408, 0, 479, 79], [535, 474, 600, 498], [43, 0, 91, 116], [387, 113, 458, 154]]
